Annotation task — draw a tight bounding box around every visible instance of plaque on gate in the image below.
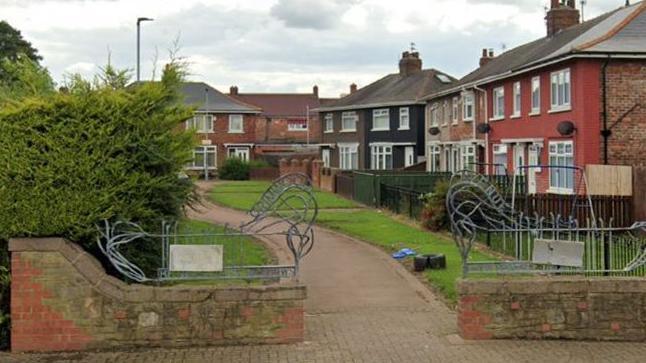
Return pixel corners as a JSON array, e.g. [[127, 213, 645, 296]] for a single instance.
[[532, 239, 584, 267], [169, 245, 223, 272]]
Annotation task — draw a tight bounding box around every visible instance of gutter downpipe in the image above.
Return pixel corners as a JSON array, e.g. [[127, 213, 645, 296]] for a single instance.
[[601, 55, 611, 165], [473, 84, 489, 174]]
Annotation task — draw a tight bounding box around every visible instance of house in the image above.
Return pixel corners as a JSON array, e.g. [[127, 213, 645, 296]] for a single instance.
[[317, 51, 456, 170], [423, 0, 646, 195], [181, 82, 261, 173], [229, 85, 326, 162]]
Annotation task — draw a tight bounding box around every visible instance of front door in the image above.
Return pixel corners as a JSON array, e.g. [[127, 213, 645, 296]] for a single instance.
[[404, 146, 415, 167], [513, 144, 525, 175], [527, 145, 540, 194], [322, 149, 330, 168]]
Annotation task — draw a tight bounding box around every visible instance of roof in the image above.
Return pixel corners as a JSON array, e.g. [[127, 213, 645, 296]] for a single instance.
[[180, 82, 260, 113], [231, 93, 320, 117], [318, 68, 457, 111], [424, 1, 646, 99]]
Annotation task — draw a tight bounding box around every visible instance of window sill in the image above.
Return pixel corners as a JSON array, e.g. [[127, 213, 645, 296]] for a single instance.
[[287, 129, 308, 132], [489, 116, 505, 122], [371, 128, 389, 132], [324, 130, 334, 133], [397, 127, 410, 131], [548, 106, 571, 114], [340, 129, 357, 133], [547, 187, 573, 195], [528, 111, 540, 117], [228, 130, 244, 134], [451, 122, 458, 126], [441, 124, 448, 128], [462, 118, 474, 122], [186, 166, 217, 170], [510, 114, 521, 119]]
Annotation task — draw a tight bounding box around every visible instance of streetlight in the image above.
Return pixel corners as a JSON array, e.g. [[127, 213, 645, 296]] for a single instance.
[[136, 17, 154, 82]]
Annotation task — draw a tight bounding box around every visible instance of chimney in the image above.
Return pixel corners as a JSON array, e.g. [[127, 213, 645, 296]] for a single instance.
[[398, 51, 422, 76], [313, 85, 319, 97], [545, 0, 580, 37], [229, 86, 238, 95], [350, 83, 358, 94], [479, 48, 495, 67]]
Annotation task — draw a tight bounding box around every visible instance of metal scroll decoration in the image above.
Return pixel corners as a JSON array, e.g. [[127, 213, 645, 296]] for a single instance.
[[447, 168, 646, 277], [97, 173, 318, 283]]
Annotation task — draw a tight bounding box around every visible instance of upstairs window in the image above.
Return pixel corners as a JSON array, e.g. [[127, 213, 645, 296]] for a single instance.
[[186, 114, 213, 133], [550, 68, 571, 110], [442, 101, 449, 125], [430, 103, 440, 126], [228, 115, 243, 133], [531, 76, 541, 114], [462, 92, 474, 121], [452, 97, 458, 124], [399, 107, 410, 130], [372, 109, 389, 130], [287, 119, 307, 131], [512, 81, 521, 117], [341, 112, 358, 131], [493, 87, 505, 119], [324, 113, 334, 132]]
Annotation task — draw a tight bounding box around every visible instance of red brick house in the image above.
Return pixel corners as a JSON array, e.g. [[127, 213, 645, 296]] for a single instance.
[[229, 86, 326, 161], [424, 0, 646, 195], [181, 82, 261, 173]]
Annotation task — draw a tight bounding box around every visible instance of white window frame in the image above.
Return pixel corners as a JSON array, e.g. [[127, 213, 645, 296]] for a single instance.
[[548, 140, 574, 194], [512, 81, 521, 118], [428, 145, 441, 172], [339, 143, 359, 170], [321, 148, 331, 168], [550, 68, 571, 112], [530, 76, 541, 115], [228, 114, 244, 133], [430, 103, 440, 127], [188, 146, 217, 169], [441, 101, 449, 126], [370, 144, 393, 170], [186, 114, 214, 133], [461, 145, 476, 171], [324, 113, 334, 133], [287, 119, 308, 131], [492, 87, 505, 120], [372, 109, 390, 131], [452, 97, 459, 124], [493, 144, 508, 175], [227, 146, 250, 161], [398, 107, 410, 130], [462, 92, 474, 121], [341, 112, 358, 132]]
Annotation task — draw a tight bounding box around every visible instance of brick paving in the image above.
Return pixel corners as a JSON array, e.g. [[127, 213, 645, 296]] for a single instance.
[[5, 183, 646, 362]]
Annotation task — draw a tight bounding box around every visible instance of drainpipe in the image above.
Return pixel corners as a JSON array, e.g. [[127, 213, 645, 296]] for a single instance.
[[601, 55, 611, 164], [473, 84, 488, 174]]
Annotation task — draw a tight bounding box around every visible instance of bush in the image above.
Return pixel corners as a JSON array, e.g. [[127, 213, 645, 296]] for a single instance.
[[248, 159, 270, 169], [420, 180, 450, 231], [0, 62, 197, 278], [218, 158, 250, 180]]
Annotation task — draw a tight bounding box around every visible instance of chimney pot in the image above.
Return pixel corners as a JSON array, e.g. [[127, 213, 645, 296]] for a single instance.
[[229, 86, 238, 95], [399, 50, 423, 76], [550, 0, 559, 8], [479, 49, 495, 67], [545, 0, 580, 36], [313, 85, 319, 97], [350, 83, 357, 93], [482, 48, 488, 57]]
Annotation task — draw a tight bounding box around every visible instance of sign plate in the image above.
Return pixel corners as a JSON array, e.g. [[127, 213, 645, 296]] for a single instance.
[[532, 239, 584, 267], [169, 245, 223, 272]]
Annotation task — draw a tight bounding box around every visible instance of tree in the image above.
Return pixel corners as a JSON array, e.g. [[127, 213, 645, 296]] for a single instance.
[[0, 21, 42, 82]]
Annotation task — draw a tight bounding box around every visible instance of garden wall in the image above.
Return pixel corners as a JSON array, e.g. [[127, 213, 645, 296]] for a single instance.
[[9, 238, 306, 352], [458, 277, 646, 341]]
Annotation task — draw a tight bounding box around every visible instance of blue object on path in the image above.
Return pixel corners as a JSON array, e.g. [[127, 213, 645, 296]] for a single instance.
[[392, 248, 416, 259]]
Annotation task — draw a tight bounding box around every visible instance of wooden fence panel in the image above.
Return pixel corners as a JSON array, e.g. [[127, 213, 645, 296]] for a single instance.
[[634, 166, 646, 221], [335, 173, 354, 200], [585, 165, 632, 196]]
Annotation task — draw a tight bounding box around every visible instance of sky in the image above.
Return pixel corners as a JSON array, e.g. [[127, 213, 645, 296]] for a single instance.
[[1, 0, 631, 97]]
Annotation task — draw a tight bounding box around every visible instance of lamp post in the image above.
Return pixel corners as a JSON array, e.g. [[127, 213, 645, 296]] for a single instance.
[[136, 17, 154, 82]]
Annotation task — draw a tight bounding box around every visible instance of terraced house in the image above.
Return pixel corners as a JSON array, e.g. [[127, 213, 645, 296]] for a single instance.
[[424, 0, 646, 195], [317, 51, 456, 170]]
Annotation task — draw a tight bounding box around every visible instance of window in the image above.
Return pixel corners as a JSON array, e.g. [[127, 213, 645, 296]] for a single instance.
[[548, 141, 574, 193], [227, 146, 249, 161], [493, 87, 505, 119], [287, 119, 307, 131], [339, 144, 359, 170], [371, 145, 393, 170], [512, 82, 521, 117], [443, 147, 451, 172], [428, 145, 441, 172], [324, 114, 334, 132], [341, 112, 357, 131], [372, 109, 389, 130], [493, 144, 508, 175], [452, 147, 460, 173], [442, 101, 449, 125], [462, 92, 474, 121], [399, 108, 410, 130], [531, 76, 540, 114], [228, 115, 243, 133], [189, 146, 216, 169], [550, 69, 571, 110], [430, 103, 439, 126], [452, 97, 458, 124], [461, 145, 476, 171], [186, 114, 213, 133]]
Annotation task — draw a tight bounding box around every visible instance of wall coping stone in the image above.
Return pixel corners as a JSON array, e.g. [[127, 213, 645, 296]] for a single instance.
[[458, 276, 646, 295]]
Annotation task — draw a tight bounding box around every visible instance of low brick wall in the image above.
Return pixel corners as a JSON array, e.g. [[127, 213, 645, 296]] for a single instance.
[[249, 167, 280, 180], [458, 277, 646, 341], [9, 238, 306, 352]]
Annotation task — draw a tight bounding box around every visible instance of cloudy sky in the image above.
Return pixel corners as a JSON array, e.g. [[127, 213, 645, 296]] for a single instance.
[[1, 0, 629, 97]]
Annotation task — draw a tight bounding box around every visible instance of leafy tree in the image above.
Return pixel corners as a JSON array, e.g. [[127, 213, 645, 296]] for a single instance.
[[0, 21, 42, 82], [0, 57, 54, 102]]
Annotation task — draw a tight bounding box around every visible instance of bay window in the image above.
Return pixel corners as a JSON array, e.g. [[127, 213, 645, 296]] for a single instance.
[[339, 143, 359, 170], [428, 145, 441, 172], [371, 145, 393, 170], [461, 145, 476, 171]]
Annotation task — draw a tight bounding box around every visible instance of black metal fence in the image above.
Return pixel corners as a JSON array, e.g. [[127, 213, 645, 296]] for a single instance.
[[379, 184, 425, 220], [335, 172, 354, 200]]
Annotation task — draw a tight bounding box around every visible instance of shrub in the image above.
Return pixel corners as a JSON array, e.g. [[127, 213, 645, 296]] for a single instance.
[[0, 61, 197, 278], [218, 158, 250, 180], [248, 159, 271, 169], [420, 180, 450, 231]]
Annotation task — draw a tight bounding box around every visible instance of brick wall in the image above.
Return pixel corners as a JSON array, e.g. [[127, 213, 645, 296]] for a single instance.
[[604, 61, 646, 167], [279, 158, 312, 179], [255, 116, 321, 144], [458, 277, 646, 341], [9, 238, 306, 352]]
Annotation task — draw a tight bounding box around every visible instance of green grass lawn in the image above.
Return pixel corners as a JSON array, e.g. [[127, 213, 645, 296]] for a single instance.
[[210, 180, 358, 210], [316, 210, 495, 303]]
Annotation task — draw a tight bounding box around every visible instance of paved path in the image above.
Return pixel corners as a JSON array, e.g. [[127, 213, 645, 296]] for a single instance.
[[8, 183, 646, 362]]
